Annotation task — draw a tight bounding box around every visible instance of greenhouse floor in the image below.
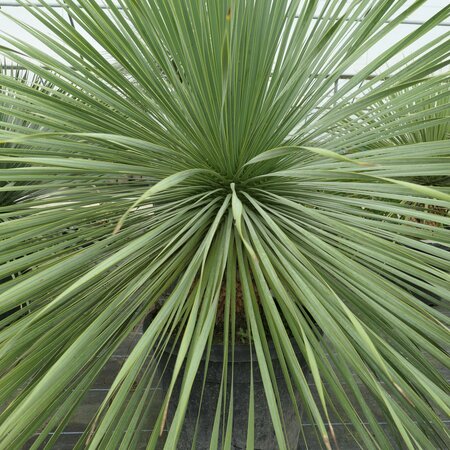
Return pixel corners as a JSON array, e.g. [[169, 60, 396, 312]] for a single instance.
[[25, 308, 449, 450]]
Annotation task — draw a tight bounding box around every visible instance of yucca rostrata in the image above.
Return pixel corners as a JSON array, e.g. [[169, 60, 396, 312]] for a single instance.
[[0, 1, 449, 449]]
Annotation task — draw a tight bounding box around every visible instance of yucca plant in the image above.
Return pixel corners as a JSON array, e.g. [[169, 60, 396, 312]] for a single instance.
[[319, 81, 449, 148], [323, 82, 450, 306], [321, 81, 450, 185], [0, 63, 47, 322], [0, 64, 43, 208], [323, 82, 450, 230], [0, 1, 449, 449]]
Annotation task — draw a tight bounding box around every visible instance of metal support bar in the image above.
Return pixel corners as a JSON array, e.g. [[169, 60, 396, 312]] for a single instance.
[[0, 1, 449, 27]]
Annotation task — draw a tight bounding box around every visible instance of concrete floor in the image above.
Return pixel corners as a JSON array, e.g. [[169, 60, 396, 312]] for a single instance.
[[25, 317, 449, 450]]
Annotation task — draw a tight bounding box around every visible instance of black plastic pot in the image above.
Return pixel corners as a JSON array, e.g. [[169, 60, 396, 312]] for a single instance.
[[144, 314, 307, 450]]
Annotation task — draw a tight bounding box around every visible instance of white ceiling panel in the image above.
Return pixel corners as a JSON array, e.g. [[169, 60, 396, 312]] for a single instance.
[[0, 1, 448, 75]]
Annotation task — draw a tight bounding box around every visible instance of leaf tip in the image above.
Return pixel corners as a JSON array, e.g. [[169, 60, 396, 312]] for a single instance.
[[112, 222, 122, 235], [160, 402, 169, 436]]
